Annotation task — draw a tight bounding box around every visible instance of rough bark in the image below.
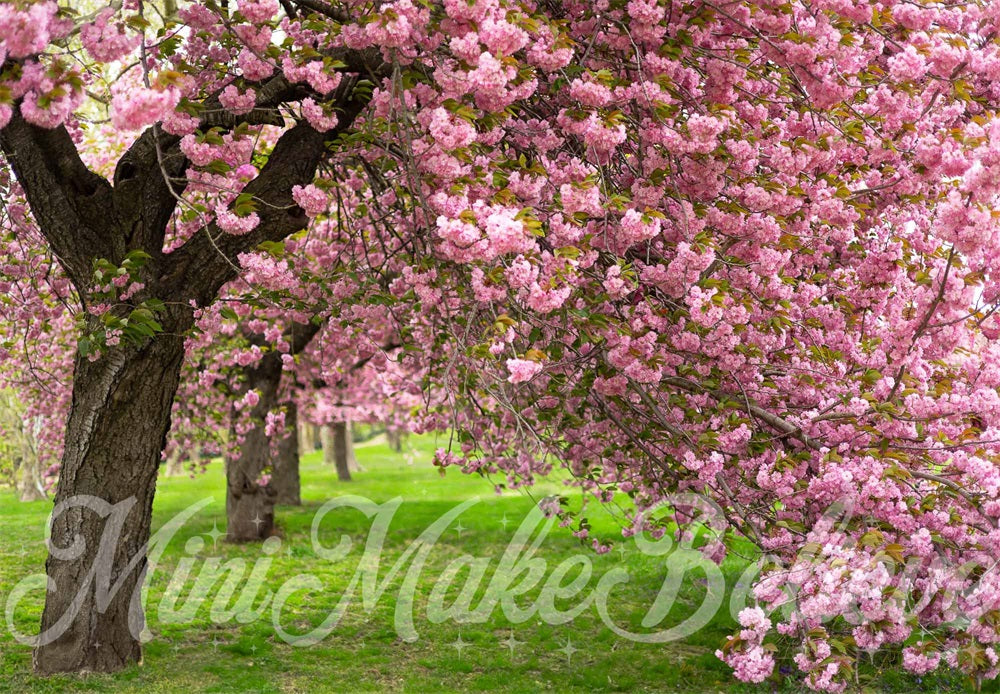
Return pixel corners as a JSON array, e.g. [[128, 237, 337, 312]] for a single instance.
[[33, 334, 186, 675], [272, 401, 301, 506]]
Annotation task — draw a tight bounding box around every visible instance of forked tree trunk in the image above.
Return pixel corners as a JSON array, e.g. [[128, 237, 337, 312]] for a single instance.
[[34, 335, 186, 675], [272, 401, 301, 506]]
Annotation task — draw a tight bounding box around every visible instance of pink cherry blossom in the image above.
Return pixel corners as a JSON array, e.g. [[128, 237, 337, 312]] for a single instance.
[[506, 358, 542, 383]]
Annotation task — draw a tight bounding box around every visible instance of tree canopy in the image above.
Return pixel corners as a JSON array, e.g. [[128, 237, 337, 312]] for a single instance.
[[5, 0, 1000, 689]]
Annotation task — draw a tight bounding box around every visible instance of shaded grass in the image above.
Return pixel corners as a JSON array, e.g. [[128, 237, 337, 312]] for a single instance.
[[0, 435, 977, 692]]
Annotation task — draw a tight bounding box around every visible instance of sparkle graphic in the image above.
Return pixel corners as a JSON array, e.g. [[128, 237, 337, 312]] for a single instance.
[[617, 544, 628, 560], [206, 522, 226, 547], [453, 520, 466, 537], [557, 638, 578, 664], [499, 514, 510, 530], [212, 637, 222, 651], [251, 514, 266, 530], [451, 634, 471, 657], [500, 630, 522, 657]]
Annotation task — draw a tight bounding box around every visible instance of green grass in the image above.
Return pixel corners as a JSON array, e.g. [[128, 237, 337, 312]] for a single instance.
[[0, 435, 978, 692]]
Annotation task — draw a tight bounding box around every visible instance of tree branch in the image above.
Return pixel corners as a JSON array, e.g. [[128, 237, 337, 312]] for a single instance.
[[0, 110, 114, 293], [160, 84, 369, 308], [289, 0, 350, 23]]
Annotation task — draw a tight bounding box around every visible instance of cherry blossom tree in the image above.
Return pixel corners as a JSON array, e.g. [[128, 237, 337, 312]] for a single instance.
[[0, 0, 386, 673], [6, 0, 1000, 689]]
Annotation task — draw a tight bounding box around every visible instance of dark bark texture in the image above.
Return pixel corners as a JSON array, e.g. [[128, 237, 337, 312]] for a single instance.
[[33, 333, 186, 674]]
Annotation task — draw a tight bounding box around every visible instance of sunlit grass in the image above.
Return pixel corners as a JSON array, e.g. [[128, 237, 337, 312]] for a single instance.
[[0, 434, 975, 692]]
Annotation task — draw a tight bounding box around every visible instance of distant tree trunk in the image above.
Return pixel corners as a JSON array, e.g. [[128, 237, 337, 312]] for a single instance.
[[225, 356, 281, 543], [272, 401, 301, 506], [311, 422, 322, 451], [320, 424, 335, 466], [346, 420, 363, 472], [321, 422, 352, 481], [386, 425, 403, 453], [17, 455, 46, 501], [333, 421, 352, 481], [297, 418, 312, 454], [163, 447, 184, 477], [14, 418, 47, 501], [227, 322, 319, 537]]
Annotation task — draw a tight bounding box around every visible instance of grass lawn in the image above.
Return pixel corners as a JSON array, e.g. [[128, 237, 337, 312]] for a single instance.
[[0, 435, 979, 692]]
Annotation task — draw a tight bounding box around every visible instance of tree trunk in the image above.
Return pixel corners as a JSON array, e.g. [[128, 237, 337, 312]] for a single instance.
[[163, 447, 184, 477], [321, 423, 335, 466], [333, 421, 351, 482], [17, 455, 46, 501], [297, 418, 312, 455], [16, 422, 47, 501], [386, 425, 403, 453], [272, 401, 301, 506], [34, 335, 186, 675], [225, 358, 281, 543], [346, 420, 363, 472], [321, 423, 352, 481]]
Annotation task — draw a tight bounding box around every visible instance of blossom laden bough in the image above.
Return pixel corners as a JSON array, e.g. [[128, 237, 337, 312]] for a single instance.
[[6, 0, 1000, 689]]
